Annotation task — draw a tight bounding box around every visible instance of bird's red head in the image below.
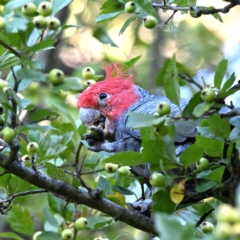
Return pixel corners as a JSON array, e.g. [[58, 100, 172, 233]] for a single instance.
[[77, 64, 140, 121]]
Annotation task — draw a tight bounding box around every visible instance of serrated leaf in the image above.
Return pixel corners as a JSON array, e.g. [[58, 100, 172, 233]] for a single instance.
[[97, 176, 111, 196], [119, 16, 136, 35], [196, 135, 224, 157], [48, 194, 65, 216], [214, 59, 228, 89], [7, 204, 34, 236], [180, 144, 203, 168], [134, 0, 158, 19], [208, 114, 230, 139], [162, 54, 180, 106], [219, 88, 240, 99], [52, 77, 84, 92]]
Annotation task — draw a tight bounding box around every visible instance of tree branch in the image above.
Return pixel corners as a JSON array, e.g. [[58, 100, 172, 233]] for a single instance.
[[0, 39, 21, 58], [0, 155, 157, 236], [0, 189, 47, 203], [152, 1, 239, 18]]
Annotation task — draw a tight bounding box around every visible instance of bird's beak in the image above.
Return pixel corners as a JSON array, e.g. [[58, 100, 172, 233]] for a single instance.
[[79, 108, 115, 140]]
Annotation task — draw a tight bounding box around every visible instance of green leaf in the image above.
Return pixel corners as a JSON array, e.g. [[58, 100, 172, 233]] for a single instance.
[[52, 77, 84, 92], [214, 58, 228, 89], [7, 204, 34, 236], [180, 144, 203, 168], [134, 0, 158, 19], [154, 212, 196, 240], [208, 114, 230, 139], [30, 109, 59, 122], [48, 194, 65, 216], [122, 55, 142, 70], [127, 112, 166, 129], [196, 181, 218, 192], [93, 27, 117, 47], [37, 232, 62, 240], [96, 11, 123, 23], [45, 162, 79, 187], [5, 17, 28, 33], [27, 39, 56, 53], [193, 101, 214, 118], [205, 166, 225, 183], [52, 0, 72, 15], [0, 232, 25, 240], [113, 186, 135, 195], [8, 176, 34, 195], [42, 208, 60, 227], [97, 176, 111, 196], [88, 216, 113, 230], [104, 152, 145, 166], [119, 16, 136, 35], [162, 54, 180, 106], [219, 88, 240, 99], [142, 135, 179, 169], [196, 135, 224, 157], [220, 72, 236, 94], [16, 69, 47, 83], [152, 190, 176, 213]]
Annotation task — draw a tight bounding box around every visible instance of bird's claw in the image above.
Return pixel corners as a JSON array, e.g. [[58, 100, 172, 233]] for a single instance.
[[84, 126, 106, 152]]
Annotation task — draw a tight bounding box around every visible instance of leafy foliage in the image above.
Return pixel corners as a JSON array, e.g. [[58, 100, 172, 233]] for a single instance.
[[0, 0, 240, 240]]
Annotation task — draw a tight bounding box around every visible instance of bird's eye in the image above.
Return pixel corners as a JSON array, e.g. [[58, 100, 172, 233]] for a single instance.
[[99, 93, 108, 100]]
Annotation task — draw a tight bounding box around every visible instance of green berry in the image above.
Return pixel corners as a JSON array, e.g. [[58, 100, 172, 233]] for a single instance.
[[125, 1, 136, 13], [27, 142, 39, 154], [61, 228, 73, 240], [84, 79, 96, 88], [21, 155, 32, 167], [38, 1, 52, 17], [117, 166, 131, 176], [22, 3, 37, 17], [0, 17, 5, 30], [150, 172, 165, 187], [201, 221, 214, 234], [105, 163, 118, 173], [47, 17, 61, 30], [216, 204, 240, 223], [201, 88, 215, 102], [0, 80, 8, 89], [33, 15, 47, 29], [2, 127, 16, 143], [143, 15, 157, 29], [48, 69, 65, 85], [196, 157, 209, 172], [74, 217, 88, 231], [82, 67, 95, 80], [156, 101, 171, 116]]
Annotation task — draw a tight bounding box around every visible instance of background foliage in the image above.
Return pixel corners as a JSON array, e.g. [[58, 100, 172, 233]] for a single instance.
[[0, 0, 240, 240]]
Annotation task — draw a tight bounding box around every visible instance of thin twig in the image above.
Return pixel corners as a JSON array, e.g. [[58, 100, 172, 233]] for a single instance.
[[178, 73, 203, 90], [0, 189, 47, 203], [165, 10, 177, 25], [0, 39, 21, 58], [81, 168, 105, 175]]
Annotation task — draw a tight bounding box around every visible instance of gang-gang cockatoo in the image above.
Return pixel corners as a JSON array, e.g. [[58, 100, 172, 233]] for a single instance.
[[77, 64, 198, 183]]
